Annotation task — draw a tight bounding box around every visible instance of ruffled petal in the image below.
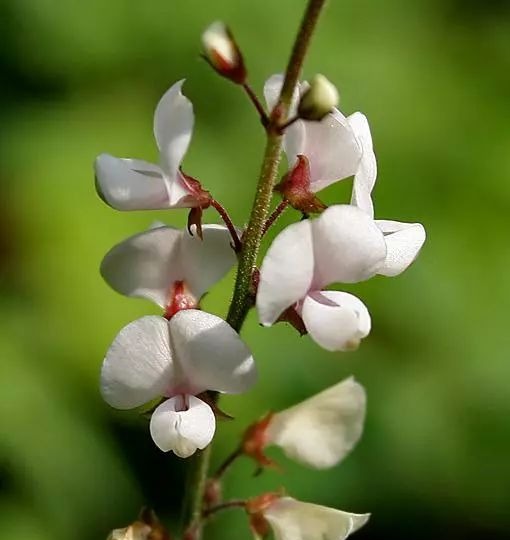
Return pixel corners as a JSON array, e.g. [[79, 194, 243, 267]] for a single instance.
[[311, 205, 386, 287], [149, 395, 215, 457], [169, 310, 257, 394], [300, 110, 362, 193], [376, 220, 426, 277], [180, 224, 237, 299], [266, 377, 366, 468], [257, 219, 314, 325], [100, 316, 174, 409], [153, 80, 194, 178], [301, 291, 371, 352], [94, 154, 172, 210], [100, 225, 183, 308], [348, 112, 377, 218], [264, 497, 370, 540]]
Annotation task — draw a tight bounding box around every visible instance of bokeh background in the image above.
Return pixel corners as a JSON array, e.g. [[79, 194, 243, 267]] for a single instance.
[[1, 0, 509, 538]]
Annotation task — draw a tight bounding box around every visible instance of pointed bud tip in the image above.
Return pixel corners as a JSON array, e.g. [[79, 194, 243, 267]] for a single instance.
[[202, 21, 246, 84], [298, 74, 339, 121]]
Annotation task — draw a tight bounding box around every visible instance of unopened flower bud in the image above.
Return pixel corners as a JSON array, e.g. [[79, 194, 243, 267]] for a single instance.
[[202, 21, 246, 84], [298, 75, 339, 121]]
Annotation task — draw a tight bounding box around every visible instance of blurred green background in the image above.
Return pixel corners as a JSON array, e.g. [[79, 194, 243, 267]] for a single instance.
[[1, 0, 509, 538]]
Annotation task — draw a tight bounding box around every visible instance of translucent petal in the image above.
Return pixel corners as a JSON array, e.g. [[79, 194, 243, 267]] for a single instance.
[[149, 395, 215, 457], [376, 220, 426, 277], [264, 497, 370, 540], [301, 290, 371, 352], [267, 377, 366, 468], [257, 219, 314, 325], [311, 205, 386, 287], [154, 80, 194, 177], [100, 316, 174, 409], [100, 225, 183, 308], [169, 310, 257, 394]]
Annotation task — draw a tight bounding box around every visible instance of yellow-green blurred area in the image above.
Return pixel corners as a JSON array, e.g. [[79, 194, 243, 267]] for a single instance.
[[1, 0, 509, 538]]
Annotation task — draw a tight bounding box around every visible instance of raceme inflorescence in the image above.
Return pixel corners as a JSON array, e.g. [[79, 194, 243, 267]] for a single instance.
[[97, 7, 425, 540]]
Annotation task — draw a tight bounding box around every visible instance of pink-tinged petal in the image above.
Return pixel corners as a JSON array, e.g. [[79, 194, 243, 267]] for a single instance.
[[169, 310, 256, 394], [257, 220, 314, 326], [311, 205, 386, 287], [267, 377, 366, 468], [180, 224, 237, 299], [301, 290, 371, 352], [300, 110, 361, 193], [100, 226, 183, 308], [100, 316, 174, 409], [149, 395, 215, 457], [376, 220, 426, 277], [348, 112, 377, 218], [264, 497, 370, 540], [94, 153, 172, 210], [153, 80, 194, 178]]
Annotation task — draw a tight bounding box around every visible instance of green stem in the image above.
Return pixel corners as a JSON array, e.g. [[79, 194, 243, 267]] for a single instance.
[[185, 0, 328, 535]]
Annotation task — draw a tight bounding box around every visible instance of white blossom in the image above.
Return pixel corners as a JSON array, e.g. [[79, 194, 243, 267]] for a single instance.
[[257, 204, 386, 351], [258, 496, 369, 540], [95, 80, 209, 211], [100, 311, 256, 457], [100, 223, 236, 311], [264, 74, 362, 194], [266, 378, 366, 469]]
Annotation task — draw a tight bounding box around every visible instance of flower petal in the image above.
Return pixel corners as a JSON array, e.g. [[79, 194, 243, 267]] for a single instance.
[[180, 225, 237, 299], [267, 377, 366, 468], [100, 226, 183, 308], [299, 110, 362, 193], [376, 220, 426, 276], [264, 497, 369, 540], [153, 80, 194, 177], [348, 112, 377, 218], [94, 154, 172, 210], [100, 316, 174, 409], [311, 205, 386, 287], [257, 219, 314, 325], [169, 310, 257, 394], [149, 395, 215, 457], [301, 290, 371, 352]]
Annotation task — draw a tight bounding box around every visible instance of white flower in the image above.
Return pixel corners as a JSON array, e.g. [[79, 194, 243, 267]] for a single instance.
[[100, 311, 257, 457], [95, 80, 210, 211], [257, 204, 387, 351], [347, 112, 426, 275], [266, 378, 366, 469], [264, 74, 362, 195], [100, 223, 236, 314], [248, 495, 369, 540]]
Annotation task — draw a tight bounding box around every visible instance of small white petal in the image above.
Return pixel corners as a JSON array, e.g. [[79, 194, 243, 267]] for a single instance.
[[169, 310, 257, 394], [267, 377, 366, 468], [101, 317, 174, 409], [154, 80, 194, 178], [348, 112, 377, 218], [264, 497, 370, 540], [311, 205, 386, 287], [100, 226, 183, 308], [376, 220, 426, 276], [301, 291, 371, 352], [94, 154, 171, 210], [149, 396, 215, 457], [180, 225, 237, 299], [257, 219, 314, 325]]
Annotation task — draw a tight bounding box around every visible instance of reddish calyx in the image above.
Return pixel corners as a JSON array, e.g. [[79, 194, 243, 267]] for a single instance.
[[164, 281, 198, 320], [274, 154, 327, 214], [246, 492, 283, 539], [242, 412, 277, 469], [277, 306, 308, 336], [180, 170, 212, 240]]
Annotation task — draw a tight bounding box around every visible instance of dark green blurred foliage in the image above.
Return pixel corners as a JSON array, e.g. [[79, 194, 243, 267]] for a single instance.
[[0, 1, 509, 539]]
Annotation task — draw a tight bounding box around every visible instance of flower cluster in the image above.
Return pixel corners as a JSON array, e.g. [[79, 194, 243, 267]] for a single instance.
[[97, 19, 425, 540]]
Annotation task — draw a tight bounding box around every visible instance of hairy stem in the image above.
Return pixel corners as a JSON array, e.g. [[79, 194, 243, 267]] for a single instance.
[[185, 0, 328, 535]]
